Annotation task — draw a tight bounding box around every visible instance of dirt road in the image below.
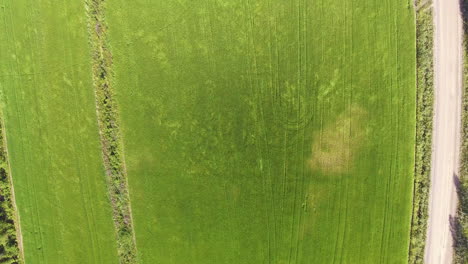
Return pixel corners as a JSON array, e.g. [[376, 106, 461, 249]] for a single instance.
[[424, 0, 463, 263]]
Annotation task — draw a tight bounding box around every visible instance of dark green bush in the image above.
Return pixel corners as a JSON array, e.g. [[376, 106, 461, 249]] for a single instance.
[[0, 119, 22, 264]]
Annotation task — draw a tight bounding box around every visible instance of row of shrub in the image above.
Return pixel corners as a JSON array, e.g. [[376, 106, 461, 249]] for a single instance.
[[0, 119, 22, 264], [453, 1, 468, 263], [408, 2, 434, 263], [86, 0, 138, 263]]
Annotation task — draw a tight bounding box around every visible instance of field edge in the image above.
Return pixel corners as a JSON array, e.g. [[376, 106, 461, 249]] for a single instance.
[[0, 113, 24, 264]]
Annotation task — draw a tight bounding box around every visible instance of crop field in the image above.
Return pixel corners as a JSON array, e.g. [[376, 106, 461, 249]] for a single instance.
[[106, 0, 416, 263], [0, 0, 417, 263], [0, 1, 119, 263]]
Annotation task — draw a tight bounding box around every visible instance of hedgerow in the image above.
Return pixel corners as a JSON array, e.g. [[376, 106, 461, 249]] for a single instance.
[[408, 1, 434, 263], [86, 0, 138, 262]]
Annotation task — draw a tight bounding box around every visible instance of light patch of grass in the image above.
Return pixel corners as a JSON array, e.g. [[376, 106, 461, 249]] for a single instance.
[[309, 105, 367, 174]]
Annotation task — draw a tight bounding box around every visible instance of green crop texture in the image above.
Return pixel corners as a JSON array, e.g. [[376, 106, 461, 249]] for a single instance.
[[0, 0, 418, 263], [106, 0, 416, 263], [0, 1, 119, 263]]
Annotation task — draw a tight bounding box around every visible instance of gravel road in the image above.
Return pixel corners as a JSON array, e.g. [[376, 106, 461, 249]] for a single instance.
[[424, 0, 463, 263]]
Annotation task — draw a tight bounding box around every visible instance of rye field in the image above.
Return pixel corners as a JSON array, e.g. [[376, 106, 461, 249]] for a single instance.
[[107, 0, 416, 263], [0, 0, 416, 263]]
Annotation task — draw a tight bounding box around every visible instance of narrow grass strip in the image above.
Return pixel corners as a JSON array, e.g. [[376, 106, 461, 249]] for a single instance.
[[0, 116, 23, 264], [453, 1, 468, 262], [85, 0, 138, 262], [408, 1, 434, 263]]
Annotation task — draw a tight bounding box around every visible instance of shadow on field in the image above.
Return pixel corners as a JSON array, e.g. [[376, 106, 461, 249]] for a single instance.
[[451, 172, 468, 263], [460, 0, 468, 35]]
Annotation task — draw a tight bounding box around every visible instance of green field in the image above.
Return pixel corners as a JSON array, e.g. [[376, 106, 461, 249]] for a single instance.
[[0, 1, 119, 263], [0, 0, 417, 263], [107, 0, 416, 263]]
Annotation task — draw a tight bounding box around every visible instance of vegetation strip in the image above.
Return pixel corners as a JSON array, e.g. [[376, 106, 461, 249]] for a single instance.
[[85, 0, 138, 262], [0, 116, 23, 264], [408, 1, 434, 263], [453, 1, 468, 262]]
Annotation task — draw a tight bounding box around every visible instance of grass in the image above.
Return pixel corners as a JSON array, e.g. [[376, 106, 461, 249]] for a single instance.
[[106, 0, 416, 263], [453, 1, 468, 262], [0, 0, 119, 263], [85, 0, 138, 262], [0, 116, 22, 264], [408, 1, 434, 263]]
